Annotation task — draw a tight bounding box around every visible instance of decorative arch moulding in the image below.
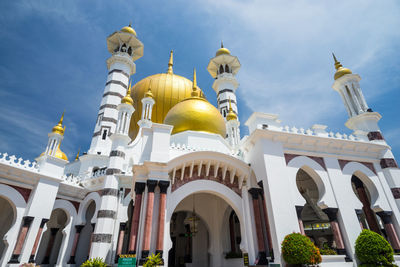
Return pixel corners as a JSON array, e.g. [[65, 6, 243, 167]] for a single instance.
[[284, 153, 327, 171], [0, 182, 32, 203], [338, 159, 377, 175], [55, 197, 80, 213]]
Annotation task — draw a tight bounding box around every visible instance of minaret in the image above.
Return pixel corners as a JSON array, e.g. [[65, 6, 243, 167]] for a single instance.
[[207, 42, 241, 120], [226, 99, 240, 148], [88, 24, 143, 155], [43, 112, 67, 160], [138, 81, 155, 128], [90, 83, 135, 259], [331, 54, 382, 140]]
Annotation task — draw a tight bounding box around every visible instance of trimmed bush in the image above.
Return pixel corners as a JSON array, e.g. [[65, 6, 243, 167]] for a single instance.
[[80, 257, 107, 267], [143, 253, 163, 267], [281, 233, 321, 266], [355, 229, 398, 267], [319, 243, 337, 255]]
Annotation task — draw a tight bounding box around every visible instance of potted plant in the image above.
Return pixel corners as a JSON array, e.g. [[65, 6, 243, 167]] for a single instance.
[[80, 257, 107, 267], [144, 253, 163, 267], [281, 233, 321, 267], [355, 229, 398, 267]]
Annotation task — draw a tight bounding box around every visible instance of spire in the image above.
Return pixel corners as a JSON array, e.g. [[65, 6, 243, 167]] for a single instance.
[[167, 50, 173, 74], [145, 80, 153, 98], [75, 147, 80, 161], [121, 81, 134, 105], [52, 111, 65, 135], [191, 68, 200, 97], [221, 40, 224, 48], [226, 98, 237, 121], [332, 52, 352, 80]]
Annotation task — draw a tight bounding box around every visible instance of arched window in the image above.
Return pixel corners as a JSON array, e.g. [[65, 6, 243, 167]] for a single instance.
[[121, 44, 127, 52], [225, 64, 229, 73], [127, 47, 132, 56], [219, 65, 224, 74]]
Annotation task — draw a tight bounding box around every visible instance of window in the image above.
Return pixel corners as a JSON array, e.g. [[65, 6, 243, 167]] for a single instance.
[[102, 129, 108, 140], [225, 64, 229, 73], [219, 65, 224, 74]]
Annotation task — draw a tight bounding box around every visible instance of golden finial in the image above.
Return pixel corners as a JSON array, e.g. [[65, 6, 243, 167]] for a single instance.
[[226, 98, 237, 121], [145, 80, 153, 98], [121, 81, 134, 105], [191, 68, 200, 97], [52, 111, 65, 135], [332, 52, 352, 80], [221, 41, 224, 48], [167, 50, 174, 74], [75, 147, 80, 161]]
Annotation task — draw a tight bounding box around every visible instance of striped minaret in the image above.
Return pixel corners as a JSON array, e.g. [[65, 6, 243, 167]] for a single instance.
[[88, 24, 143, 155], [207, 42, 241, 121]]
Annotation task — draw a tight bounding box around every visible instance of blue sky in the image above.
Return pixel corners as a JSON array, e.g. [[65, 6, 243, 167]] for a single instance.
[[0, 0, 399, 162]]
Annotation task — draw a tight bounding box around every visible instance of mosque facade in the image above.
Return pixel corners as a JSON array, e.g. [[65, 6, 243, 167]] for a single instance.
[[1, 24, 400, 267]]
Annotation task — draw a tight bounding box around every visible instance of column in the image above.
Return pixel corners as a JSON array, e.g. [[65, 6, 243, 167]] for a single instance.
[[248, 188, 267, 265], [156, 180, 170, 259], [8, 216, 34, 263], [229, 213, 236, 252], [67, 225, 84, 264], [88, 223, 95, 258], [377, 211, 400, 253], [353, 177, 381, 234], [295, 206, 305, 235], [42, 228, 59, 264], [322, 208, 346, 255], [115, 223, 127, 262], [140, 180, 158, 263], [29, 218, 49, 263], [259, 185, 274, 259], [128, 182, 146, 254]]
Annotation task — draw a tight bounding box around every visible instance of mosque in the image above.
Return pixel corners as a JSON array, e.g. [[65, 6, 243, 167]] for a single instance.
[[1, 23, 400, 267]]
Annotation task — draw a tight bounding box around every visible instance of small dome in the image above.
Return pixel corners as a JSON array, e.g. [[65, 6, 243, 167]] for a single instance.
[[164, 96, 226, 137], [121, 85, 133, 105], [40, 146, 68, 161], [216, 47, 231, 57], [332, 53, 352, 80], [121, 25, 137, 36]]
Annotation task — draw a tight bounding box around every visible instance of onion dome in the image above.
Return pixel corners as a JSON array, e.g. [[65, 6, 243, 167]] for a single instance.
[[333, 53, 352, 80], [226, 99, 238, 121], [216, 41, 231, 57], [121, 23, 137, 36], [129, 51, 204, 138], [164, 69, 226, 137], [52, 112, 65, 135], [122, 82, 134, 105]]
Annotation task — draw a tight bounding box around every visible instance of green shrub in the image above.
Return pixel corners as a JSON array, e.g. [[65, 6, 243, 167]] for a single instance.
[[355, 229, 398, 267], [319, 243, 338, 255], [143, 253, 163, 267], [80, 257, 107, 267], [281, 233, 321, 265]]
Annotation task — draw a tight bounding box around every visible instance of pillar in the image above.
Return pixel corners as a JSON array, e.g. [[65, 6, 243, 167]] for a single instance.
[[295, 206, 305, 235], [229, 213, 236, 252], [67, 225, 84, 264], [115, 223, 127, 262], [42, 228, 59, 264], [248, 188, 268, 265], [258, 183, 274, 259], [377, 211, 400, 253], [353, 177, 381, 234], [88, 223, 95, 258], [29, 218, 49, 263], [8, 216, 34, 263], [322, 208, 346, 255], [128, 182, 146, 254], [140, 180, 158, 263], [156, 180, 170, 260]]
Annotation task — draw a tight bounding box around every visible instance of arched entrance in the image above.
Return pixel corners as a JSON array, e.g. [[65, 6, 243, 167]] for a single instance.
[[75, 200, 96, 266], [0, 196, 15, 261], [168, 190, 244, 267]]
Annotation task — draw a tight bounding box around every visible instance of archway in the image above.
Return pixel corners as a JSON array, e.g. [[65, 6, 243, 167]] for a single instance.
[[75, 201, 96, 266], [296, 168, 334, 250], [0, 196, 15, 261], [168, 192, 243, 267], [36, 208, 68, 265]]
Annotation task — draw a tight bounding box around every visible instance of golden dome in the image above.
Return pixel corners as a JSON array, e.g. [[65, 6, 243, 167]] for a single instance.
[[129, 52, 204, 139], [163, 69, 226, 137], [52, 112, 65, 135], [216, 41, 231, 57], [121, 24, 137, 36], [226, 99, 237, 121], [121, 83, 134, 105], [333, 53, 352, 80], [40, 145, 68, 161]]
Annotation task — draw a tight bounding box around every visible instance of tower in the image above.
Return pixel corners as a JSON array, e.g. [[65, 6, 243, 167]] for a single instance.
[[42, 112, 68, 160], [88, 24, 143, 155], [138, 81, 155, 129], [207, 42, 241, 121], [331, 54, 382, 140]]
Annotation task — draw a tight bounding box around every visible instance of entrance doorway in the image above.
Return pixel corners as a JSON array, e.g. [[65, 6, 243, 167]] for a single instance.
[[168, 192, 242, 267]]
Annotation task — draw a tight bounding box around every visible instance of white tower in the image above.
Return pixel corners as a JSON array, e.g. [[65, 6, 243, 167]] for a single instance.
[[138, 81, 155, 129], [89, 24, 143, 155], [207, 42, 241, 120], [331, 54, 383, 141], [44, 112, 66, 158], [226, 99, 240, 148]]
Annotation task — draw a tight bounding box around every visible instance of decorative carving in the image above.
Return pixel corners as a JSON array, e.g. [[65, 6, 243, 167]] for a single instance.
[[92, 233, 112, 243]]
